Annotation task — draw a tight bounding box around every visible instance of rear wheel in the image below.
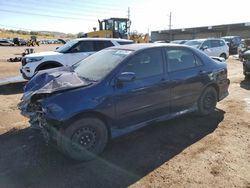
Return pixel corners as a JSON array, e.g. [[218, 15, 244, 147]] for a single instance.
[[197, 87, 217, 116], [59, 117, 108, 161]]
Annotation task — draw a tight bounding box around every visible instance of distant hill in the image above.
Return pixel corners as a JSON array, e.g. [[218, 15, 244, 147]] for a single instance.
[[36, 31, 71, 37], [0, 28, 76, 39]]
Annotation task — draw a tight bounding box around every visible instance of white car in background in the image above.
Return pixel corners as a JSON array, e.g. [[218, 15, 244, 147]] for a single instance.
[[0, 39, 14, 46], [20, 38, 133, 79], [185, 38, 229, 59]]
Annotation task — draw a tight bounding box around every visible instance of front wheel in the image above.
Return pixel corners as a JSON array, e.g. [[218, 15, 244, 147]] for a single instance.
[[59, 117, 108, 161], [197, 87, 217, 116], [220, 53, 227, 60]]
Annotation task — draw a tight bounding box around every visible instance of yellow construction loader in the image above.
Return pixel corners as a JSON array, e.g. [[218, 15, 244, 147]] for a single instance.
[[83, 18, 149, 43]]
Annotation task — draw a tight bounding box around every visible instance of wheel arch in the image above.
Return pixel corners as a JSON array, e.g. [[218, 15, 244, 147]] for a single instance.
[[220, 53, 227, 59], [202, 83, 220, 101], [62, 110, 113, 139], [35, 61, 63, 72]]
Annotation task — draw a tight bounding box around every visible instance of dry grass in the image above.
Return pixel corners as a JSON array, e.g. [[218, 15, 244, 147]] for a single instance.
[[0, 31, 58, 40]]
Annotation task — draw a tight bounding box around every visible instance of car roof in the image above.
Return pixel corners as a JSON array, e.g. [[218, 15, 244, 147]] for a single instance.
[[188, 38, 224, 41], [108, 43, 184, 51], [222, 36, 240, 39], [73, 37, 133, 42], [0, 39, 10, 42]]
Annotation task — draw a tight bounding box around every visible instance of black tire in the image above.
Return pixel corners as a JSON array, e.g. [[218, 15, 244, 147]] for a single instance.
[[220, 53, 227, 60], [197, 87, 217, 116], [58, 117, 108, 161], [245, 74, 250, 80]]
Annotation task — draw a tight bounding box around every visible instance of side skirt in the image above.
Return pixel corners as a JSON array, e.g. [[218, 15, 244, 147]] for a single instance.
[[110, 106, 197, 139]]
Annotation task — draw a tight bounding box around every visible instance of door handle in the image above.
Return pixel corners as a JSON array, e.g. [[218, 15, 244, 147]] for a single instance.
[[199, 70, 207, 75]]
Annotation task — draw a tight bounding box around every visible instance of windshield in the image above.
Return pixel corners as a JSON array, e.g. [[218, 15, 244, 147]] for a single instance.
[[185, 40, 203, 48], [55, 40, 78, 53], [73, 49, 132, 81]]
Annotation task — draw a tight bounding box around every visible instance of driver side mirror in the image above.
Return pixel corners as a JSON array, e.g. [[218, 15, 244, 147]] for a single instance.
[[200, 46, 208, 51], [117, 72, 136, 82]]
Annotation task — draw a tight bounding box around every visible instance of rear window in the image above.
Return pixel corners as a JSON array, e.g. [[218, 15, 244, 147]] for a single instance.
[[94, 41, 114, 51]]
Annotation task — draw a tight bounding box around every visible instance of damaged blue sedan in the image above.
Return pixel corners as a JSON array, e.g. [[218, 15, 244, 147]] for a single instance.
[[19, 43, 230, 161]]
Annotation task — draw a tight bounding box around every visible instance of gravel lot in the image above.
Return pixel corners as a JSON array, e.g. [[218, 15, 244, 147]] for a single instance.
[[0, 45, 249, 188]]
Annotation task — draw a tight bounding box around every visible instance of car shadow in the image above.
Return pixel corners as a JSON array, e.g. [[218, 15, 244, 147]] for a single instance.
[[0, 109, 224, 188], [240, 78, 250, 90], [0, 81, 27, 95]]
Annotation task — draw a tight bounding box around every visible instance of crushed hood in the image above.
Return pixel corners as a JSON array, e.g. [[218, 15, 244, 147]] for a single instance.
[[21, 67, 92, 102]]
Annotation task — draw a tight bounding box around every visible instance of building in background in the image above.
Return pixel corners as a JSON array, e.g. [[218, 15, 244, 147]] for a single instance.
[[151, 22, 250, 42]]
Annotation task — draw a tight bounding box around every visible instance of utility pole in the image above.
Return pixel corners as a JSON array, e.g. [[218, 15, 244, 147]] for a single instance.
[[127, 7, 131, 34], [169, 12, 172, 41]]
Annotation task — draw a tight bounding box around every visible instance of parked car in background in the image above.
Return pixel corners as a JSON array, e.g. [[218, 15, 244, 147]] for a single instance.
[[19, 43, 230, 161], [240, 49, 250, 79], [239, 39, 250, 61], [20, 37, 134, 79], [185, 38, 229, 59], [13, 38, 27, 46], [171, 40, 188, 44], [153, 40, 170, 43], [0, 39, 14, 46], [222, 36, 241, 55]]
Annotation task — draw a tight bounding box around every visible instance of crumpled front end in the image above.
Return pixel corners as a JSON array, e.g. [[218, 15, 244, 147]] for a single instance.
[[18, 67, 92, 142], [18, 94, 46, 128]]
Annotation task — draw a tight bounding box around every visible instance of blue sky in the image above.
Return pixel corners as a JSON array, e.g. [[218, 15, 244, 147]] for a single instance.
[[0, 0, 249, 34]]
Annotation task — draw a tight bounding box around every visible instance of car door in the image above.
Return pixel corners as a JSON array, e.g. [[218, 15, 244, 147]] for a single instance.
[[113, 48, 171, 128], [164, 47, 206, 112], [201, 40, 214, 56], [0, 40, 8, 46], [209, 40, 221, 56]]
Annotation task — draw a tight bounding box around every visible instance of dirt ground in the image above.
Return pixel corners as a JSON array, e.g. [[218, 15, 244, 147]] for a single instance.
[[0, 45, 249, 188], [0, 44, 59, 79]]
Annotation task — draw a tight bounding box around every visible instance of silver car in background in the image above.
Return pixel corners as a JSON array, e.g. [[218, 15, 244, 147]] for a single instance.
[[185, 38, 229, 59]]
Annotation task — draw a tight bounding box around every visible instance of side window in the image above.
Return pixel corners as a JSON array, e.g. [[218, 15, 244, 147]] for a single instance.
[[70, 41, 94, 53], [210, 40, 220, 48], [201, 40, 211, 48], [94, 41, 114, 51], [231, 38, 236, 45], [165, 48, 201, 72], [122, 48, 164, 79], [219, 40, 225, 46], [235, 37, 241, 45], [117, 41, 134, 45]]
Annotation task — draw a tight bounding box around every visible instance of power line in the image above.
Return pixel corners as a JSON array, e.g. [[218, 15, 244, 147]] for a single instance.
[[1, 1, 146, 21], [0, 1, 129, 22], [0, 9, 97, 21], [1, 3, 122, 19], [17, 0, 126, 13]]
